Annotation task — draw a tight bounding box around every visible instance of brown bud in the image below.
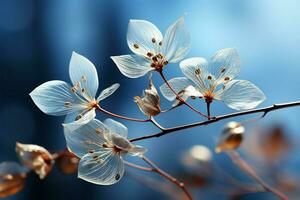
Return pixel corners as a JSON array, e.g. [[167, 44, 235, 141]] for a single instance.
[[16, 142, 53, 179], [215, 121, 244, 153], [0, 162, 28, 198], [134, 74, 161, 117], [56, 155, 79, 174]]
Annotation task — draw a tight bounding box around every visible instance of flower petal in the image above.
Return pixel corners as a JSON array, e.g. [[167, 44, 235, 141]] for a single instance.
[[30, 80, 80, 116], [162, 17, 191, 63], [97, 83, 120, 102], [210, 48, 240, 84], [128, 145, 147, 157], [103, 118, 128, 138], [160, 77, 199, 101], [63, 118, 108, 158], [78, 149, 124, 185], [180, 57, 210, 94], [62, 109, 96, 132], [69, 52, 99, 99], [218, 80, 266, 110], [111, 55, 153, 78], [127, 19, 163, 57]]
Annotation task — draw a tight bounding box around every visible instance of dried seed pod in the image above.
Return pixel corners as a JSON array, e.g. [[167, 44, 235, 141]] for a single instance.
[[134, 74, 161, 116], [56, 154, 79, 174], [215, 121, 245, 153], [0, 162, 28, 198], [16, 142, 53, 179]]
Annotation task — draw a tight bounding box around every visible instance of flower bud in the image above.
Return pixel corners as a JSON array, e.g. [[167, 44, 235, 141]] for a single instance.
[[0, 162, 28, 198], [15, 142, 53, 179], [56, 154, 79, 174], [134, 74, 161, 116], [215, 121, 244, 153]]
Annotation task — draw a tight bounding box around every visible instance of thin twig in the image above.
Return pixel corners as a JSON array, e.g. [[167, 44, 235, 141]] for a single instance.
[[96, 104, 150, 122], [125, 157, 193, 200], [159, 70, 208, 118], [130, 101, 300, 142], [150, 117, 166, 130], [227, 151, 288, 200]]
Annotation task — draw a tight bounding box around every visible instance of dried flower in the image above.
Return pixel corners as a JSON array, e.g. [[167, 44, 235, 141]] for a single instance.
[[215, 121, 245, 153], [111, 17, 190, 78], [64, 118, 147, 185], [16, 142, 53, 179], [160, 48, 266, 110], [134, 74, 161, 116], [30, 52, 120, 130], [56, 154, 80, 174], [0, 162, 28, 198]]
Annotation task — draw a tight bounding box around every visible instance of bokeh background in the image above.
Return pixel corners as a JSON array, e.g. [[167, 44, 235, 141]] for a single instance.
[[1, 0, 300, 199]]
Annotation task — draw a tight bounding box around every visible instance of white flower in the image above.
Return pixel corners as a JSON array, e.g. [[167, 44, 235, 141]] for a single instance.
[[160, 48, 266, 110], [111, 17, 191, 78], [63, 118, 147, 185], [134, 74, 161, 116], [30, 52, 119, 129]]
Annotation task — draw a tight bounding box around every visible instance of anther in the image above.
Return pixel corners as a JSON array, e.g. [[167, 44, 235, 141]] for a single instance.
[[152, 56, 158, 62], [220, 67, 225, 73], [151, 38, 156, 43], [133, 44, 139, 49], [70, 87, 76, 93], [151, 63, 156, 68], [224, 77, 230, 81], [195, 68, 201, 75], [75, 114, 82, 121], [81, 75, 87, 82], [81, 88, 85, 93], [95, 128, 103, 134], [115, 174, 121, 180], [157, 54, 163, 59], [147, 52, 153, 57], [88, 149, 95, 154], [163, 60, 168, 65], [207, 75, 212, 80], [64, 102, 72, 108], [159, 41, 162, 46], [93, 155, 99, 160]]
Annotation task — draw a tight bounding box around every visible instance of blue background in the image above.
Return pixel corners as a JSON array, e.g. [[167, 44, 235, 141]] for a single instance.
[[0, 0, 300, 199]]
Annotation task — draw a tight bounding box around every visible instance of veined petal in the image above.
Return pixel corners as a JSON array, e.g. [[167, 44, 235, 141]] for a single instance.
[[62, 109, 96, 133], [78, 149, 124, 185], [103, 118, 128, 138], [159, 77, 198, 101], [111, 55, 153, 78], [128, 145, 147, 157], [63, 118, 109, 158], [97, 83, 120, 102], [180, 57, 210, 94], [69, 52, 99, 99], [162, 17, 191, 63], [210, 48, 240, 84], [127, 19, 163, 57], [218, 80, 266, 110], [30, 80, 80, 116]]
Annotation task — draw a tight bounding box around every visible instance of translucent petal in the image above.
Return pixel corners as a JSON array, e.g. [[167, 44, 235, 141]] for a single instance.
[[62, 109, 96, 132], [0, 162, 28, 175], [78, 149, 124, 185], [128, 145, 147, 157], [97, 83, 120, 102], [162, 17, 191, 63], [218, 80, 266, 110], [63, 118, 109, 158], [210, 48, 240, 84], [160, 77, 195, 101], [127, 19, 163, 57], [111, 55, 153, 78], [69, 52, 99, 99], [111, 134, 131, 150], [103, 118, 128, 138], [30, 80, 80, 116], [180, 57, 210, 94]]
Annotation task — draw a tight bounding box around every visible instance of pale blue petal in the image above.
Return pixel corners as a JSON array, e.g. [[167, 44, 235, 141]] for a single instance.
[[97, 83, 120, 102], [63, 118, 108, 158], [69, 52, 99, 99], [159, 77, 196, 101], [219, 80, 266, 110], [127, 19, 163, 57], [180, 57, 210, 94], [210, 48, 240, 84], [103, 118, 128, 138], [162, 17, 191, 63], [30, 80, 80, 116], [78, 149, 124, 185], [128, 145, 147, 157], [0, 161, 29, 176], [63, 109, 96, 132], [111, 55, 153, 78]]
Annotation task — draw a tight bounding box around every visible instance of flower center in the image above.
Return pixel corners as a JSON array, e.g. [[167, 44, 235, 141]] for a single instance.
[[148, 53, 168, 71]]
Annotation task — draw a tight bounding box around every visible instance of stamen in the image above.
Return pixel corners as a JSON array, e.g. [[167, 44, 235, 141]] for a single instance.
[[195, 68, 201, 75], [70, 87, 76, 93], [163, 60, 168, 65], [75, 114, 82, 121], [95, 128, 103, 134], [88, 149, 95, 154], [220, 67, 226, 73], [133, 44, 139, 49], [147, 52, 153, 57], [152, 56, 158, 62], [102, 144, 108, 148], [115, 174, 121, 180], [151, 38, 156, 43], [93, 155, 99, 160], [151, 63, 156, 68], [224, 77, 230, 81], [157, 54, 163, 59], [81, 75, 87, 82], [159, 41, 162, 46], [207, 75, 212, 80], [81, 88, 86, 93], [64, 102, 72, 108]]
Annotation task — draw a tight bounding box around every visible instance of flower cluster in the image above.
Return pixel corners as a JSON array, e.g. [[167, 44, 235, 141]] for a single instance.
[[27, 16, 266, 188]]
